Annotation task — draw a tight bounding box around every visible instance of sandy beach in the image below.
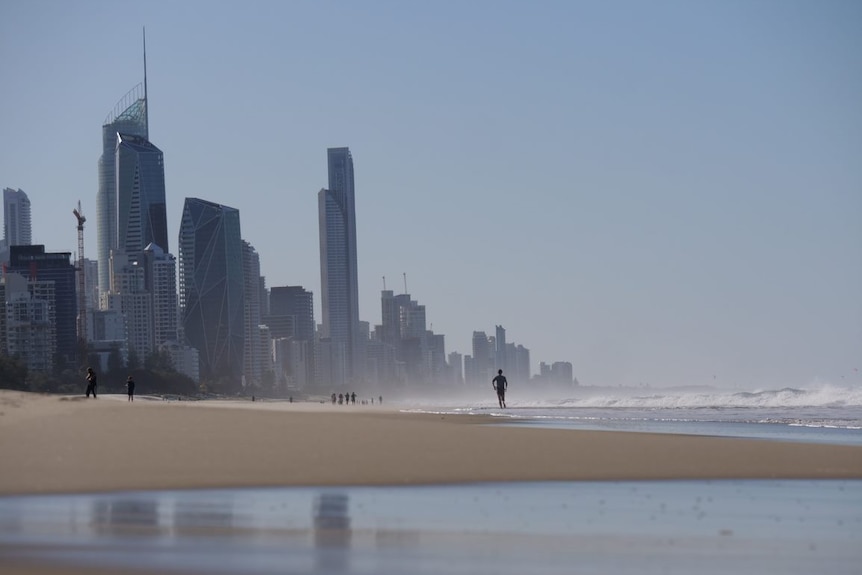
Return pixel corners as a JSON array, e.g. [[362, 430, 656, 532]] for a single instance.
[[1, 390, 861, 495]]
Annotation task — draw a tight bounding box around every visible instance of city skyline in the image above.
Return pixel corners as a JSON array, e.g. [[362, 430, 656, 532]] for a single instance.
[[1, 1, 859, 388]]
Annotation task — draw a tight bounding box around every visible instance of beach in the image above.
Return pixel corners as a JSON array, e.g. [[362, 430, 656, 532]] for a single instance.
[[3, 390, 862, 575], [1, 390, 861, 496]]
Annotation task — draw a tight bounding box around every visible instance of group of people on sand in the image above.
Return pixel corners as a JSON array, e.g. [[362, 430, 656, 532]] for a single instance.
[[84, 367, 136, 402], [330, 392, 383, 406], [83, 365, 509, 407]]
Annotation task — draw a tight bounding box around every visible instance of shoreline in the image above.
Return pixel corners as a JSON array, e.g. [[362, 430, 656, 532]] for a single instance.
[[1, 390, 861, 496]]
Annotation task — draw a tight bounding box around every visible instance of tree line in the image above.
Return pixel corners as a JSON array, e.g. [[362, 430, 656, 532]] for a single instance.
[[0, 348, 198, 396]]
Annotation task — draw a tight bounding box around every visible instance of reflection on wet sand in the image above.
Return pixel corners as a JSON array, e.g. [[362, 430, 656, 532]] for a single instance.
[[92, 499, 158, 532], [174, 500, 235, 532], [313, 492, 350, 572], [0, 481, 859, 575]]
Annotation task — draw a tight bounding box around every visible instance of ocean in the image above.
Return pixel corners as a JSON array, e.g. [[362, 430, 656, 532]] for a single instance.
[[402, 383, 862, 445]]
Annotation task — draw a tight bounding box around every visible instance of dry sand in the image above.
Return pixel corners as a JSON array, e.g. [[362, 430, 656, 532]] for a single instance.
[[1, 390, 860, 495]]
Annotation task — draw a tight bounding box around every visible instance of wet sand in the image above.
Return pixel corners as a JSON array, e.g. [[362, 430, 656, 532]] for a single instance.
[[1, 390, 861, 495]]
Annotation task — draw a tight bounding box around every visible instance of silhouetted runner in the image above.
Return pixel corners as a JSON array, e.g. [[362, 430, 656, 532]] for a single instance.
[[492, 369, 507, 408], [126, 375, 136, 402]]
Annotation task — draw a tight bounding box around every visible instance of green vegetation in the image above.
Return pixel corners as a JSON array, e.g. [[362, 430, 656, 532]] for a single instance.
[[0, 350, 198, 396]]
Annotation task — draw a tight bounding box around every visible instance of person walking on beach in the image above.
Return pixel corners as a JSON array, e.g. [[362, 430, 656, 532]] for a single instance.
[[126, 375, 136, 402], [85, 367, 98, 398], [492, 369, 508, 408]]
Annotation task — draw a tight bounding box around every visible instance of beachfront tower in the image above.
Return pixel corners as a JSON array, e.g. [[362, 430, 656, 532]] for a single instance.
[[178, 198, 245, 391], [96, 33, 150, 297], [115, 133, 168, 258], [3, 188, 32, 248], [318, 147, 361, 385], [97, 85, 148, 297]]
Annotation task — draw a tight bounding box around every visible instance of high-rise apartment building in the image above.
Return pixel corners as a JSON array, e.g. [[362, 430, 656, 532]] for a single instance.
[[1, 272, 55, 372], [116, 133, 168, 256], [318, 147, 360, 384], [141, 243, 177, 349], [269, 286, 315, 342], [3, 188, 32, 248], [242, 240, 262, 388], [6, 245, 77, 366], [495, 325, 507, 372], [268, 286, 315, 388], [179, 198, 244, 388], [104, 251, 153, 360]]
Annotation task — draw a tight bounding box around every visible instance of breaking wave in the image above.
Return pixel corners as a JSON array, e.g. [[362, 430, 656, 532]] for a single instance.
[[514, 384, 862, 410]]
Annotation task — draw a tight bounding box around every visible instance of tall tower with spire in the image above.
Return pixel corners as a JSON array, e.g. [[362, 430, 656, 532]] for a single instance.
[[96, 30, 150, 297]]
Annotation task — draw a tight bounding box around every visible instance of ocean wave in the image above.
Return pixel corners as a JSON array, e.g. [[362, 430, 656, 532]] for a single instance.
[[514, 384, 862, 410]]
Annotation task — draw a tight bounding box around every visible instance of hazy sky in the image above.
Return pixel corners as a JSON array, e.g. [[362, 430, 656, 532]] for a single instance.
[[1, 0, 860, 388]]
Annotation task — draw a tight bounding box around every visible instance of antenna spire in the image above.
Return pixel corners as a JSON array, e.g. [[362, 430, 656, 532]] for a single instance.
[[403, 272, 407, 294], [143, 27, 149, 136]]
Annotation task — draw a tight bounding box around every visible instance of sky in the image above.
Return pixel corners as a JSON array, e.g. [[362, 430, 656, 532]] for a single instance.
[[1, 0, 860, 389]]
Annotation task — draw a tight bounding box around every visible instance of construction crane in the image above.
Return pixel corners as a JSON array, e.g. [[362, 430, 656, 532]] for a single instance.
[[73, 201, 87, 362]]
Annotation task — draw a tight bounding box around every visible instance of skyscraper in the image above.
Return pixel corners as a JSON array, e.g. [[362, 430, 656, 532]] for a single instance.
[[242, 240, 262, 388], [269, 286, 315, 342], [318, 147, 360, 383], [97, 84, 148, 296], [179, 198, 244, 388], [116, 133, 168, 256], [3, 188, 32, 248], [141, 243, 177, 349], [96, 35, 150, 296], [6, 245, 77, 367]]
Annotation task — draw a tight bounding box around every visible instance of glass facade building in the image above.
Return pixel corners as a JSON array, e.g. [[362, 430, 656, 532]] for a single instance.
[[318, 147, 360, 382], [3, 188, 32, 247], [269, 286, 315, 342], [97, 84, 148, 295], [7, 245, 77, 367], [179, 198, 244, 388], [116, 133, 168, 257]]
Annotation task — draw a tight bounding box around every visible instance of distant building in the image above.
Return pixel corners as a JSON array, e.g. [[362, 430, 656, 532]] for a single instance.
[[141, 243, 177, 349], [6, 245, 77, 367], [513, 344, 531, 383], [242, 240, 262, 389], [257, 324, 274, 388], [495, 325, 507, 374], [269, 286, 315, 342], [3, 188, 32, 248], [104, 251, 152, 360], [179, 198, 244, 388], [159, 339, 200, 383], [266, 285, 315, 387], [470, 331, 493, 384], [116, 133, 168, 257], [97, 82, 148, 296], [319, 147, 361, 382], [538, 361, 574, 386], [1, 272, 56, 372], [82, 258, 100, 317], [88, 308, 128, 370], [447, 351, 464, 385]]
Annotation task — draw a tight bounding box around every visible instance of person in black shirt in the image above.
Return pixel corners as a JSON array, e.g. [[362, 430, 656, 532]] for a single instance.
[[85, 367, 98, 398], [492, 369, 507, 408], [126, 376, 136, 402]]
